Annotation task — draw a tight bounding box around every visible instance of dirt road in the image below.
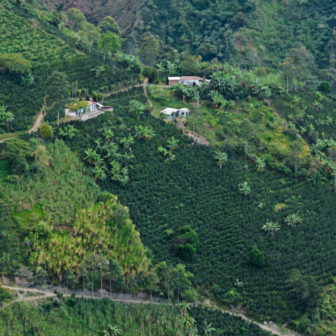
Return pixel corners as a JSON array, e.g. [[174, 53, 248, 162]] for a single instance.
[[2, 285, 300, 335]]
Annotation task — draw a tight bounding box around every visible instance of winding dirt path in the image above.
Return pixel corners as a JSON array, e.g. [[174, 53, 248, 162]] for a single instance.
[[29, 111, 44, 134], [143, 78, 153, 110], [2, 285, 300, 335], [0, 100, 46, 143]]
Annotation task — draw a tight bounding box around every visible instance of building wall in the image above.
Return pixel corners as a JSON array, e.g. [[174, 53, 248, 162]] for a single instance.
[[180, 80, 201, 86], [169, 80, 179, 85]]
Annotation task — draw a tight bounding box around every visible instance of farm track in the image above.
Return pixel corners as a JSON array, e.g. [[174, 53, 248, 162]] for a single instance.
[[2, 285, 301, 335], [143, 78, 153, 110]]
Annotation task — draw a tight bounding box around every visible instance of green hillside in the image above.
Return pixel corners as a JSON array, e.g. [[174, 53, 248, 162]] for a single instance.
[[0, 7, 80, 65], [0, 299, 271, 336], [3, 0, 336, 335], [57, 96, 336, 331], [139, 0, 335, 68], [0, 1, 140, 133]]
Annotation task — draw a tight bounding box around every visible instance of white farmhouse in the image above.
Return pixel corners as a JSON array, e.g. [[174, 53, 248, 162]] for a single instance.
[[65, 100, 113, 117], [168, 76, 210, 86], [160, 107, 190, 120]]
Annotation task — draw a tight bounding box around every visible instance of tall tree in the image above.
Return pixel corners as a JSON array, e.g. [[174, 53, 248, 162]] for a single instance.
[[98, 32, 120, 61], [80, 23, 101, 54], [140, 34, 160, 67], [33, 268, 48, 301], [286, 269, 323, 309], [156, 262, 174, 303], [172, 264, 193, 304], [146, 269, 159, 302], [136, 270, 147, 301], [45, 71, 69, 127], [66, 8, 86, 32], [106, 258, 125, 299], [128, 274, 138, 300], [80, 253, 107, 298], [99, 16, 120, 35], [286, 140, 302, 179], [64, 268, 77, 295], [0, 105, 14, 129]]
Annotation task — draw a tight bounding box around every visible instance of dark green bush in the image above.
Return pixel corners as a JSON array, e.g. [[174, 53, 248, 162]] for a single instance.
[[250, 245, 265, 268]]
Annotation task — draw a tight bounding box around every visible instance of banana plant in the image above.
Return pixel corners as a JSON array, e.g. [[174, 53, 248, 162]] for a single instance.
[[238, 181, 251, 196]]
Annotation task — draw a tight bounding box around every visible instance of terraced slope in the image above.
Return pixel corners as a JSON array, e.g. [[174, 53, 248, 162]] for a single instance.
[[0, 8, 81, 65], [62, 103, 336, 325]]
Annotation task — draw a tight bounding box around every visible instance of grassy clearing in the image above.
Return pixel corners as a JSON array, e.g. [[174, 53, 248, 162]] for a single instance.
[[274, 203, 288, 212], [148, 86, 313, 162], [13, 203, 44, 235]]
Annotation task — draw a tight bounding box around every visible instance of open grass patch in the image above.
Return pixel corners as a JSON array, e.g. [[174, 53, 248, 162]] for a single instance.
[[13, 203, 44, 234], [274, 203, 288, 212]]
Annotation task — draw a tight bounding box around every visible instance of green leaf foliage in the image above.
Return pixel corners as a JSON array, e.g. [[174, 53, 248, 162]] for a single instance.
[[59, 94, 336, 323], [0, 299, 270, 335], [250, 245, 265, 268]]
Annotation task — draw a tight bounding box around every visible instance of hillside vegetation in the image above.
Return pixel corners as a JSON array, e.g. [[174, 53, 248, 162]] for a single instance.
[[0, 299, 271, 336], [3, 0, 336, 335], [0, 1, 140, 133]]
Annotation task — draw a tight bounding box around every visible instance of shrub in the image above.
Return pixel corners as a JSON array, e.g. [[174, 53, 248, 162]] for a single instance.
[[142, 66, 158, 83], [250, 245, 265, 268], [39, 124, 53, 140], [318, 82, 332, 94]]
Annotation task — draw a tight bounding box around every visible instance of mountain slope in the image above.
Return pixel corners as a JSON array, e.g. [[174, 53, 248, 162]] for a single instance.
[[49, 0, 144, 28]]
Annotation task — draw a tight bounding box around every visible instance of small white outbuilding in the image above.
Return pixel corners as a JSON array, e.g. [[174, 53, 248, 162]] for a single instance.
[[160, 107, 190, 120]]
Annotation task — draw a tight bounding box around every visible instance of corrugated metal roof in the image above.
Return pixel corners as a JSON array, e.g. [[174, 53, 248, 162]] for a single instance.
[[180, 76, 205, 80]]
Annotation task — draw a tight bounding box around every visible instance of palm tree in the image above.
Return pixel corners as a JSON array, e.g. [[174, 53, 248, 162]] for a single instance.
[[180, 34, 188, 43], [94, 137, 104, 152], [181, 313, 197, 329], [257, 202, 264, 210], [59, 125, 77, 139], [285, 214, 303, 227], [165, 151, 176, 164], [214, 150, 228, 169], [203, 320, 216, 336], [167, 137, 179, 151], [93, 165, 107, 181], [84, 148, 97, 164], [180, 302, 192, 317], [143, 127, 155, 141], [129, 100, 145, 120], [300, 126, 307, 134], [21, 72, 35, 87], [327, 116, 333, 125], [0, 105, 14, 129], [103, 324, 122, 336], [238, 181, 251, 196], [256, 157, 266, 173], [158, 146, 169, 156], [104, 129, 114, 142], [93, 154, 104, 167], [134, 125, 144, 139], [235, 279, 243, 287], [120, 133, 135, 150], [91, 66, 105, 77], [156, 62, 165, 74], [262, 220, 280, 236], [166, 60, 177, 75]]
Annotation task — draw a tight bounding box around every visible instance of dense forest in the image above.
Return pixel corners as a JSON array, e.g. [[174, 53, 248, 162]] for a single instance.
[[2, 0, 336, 335]]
